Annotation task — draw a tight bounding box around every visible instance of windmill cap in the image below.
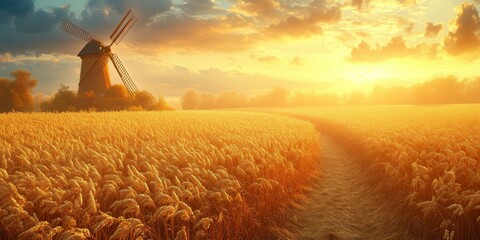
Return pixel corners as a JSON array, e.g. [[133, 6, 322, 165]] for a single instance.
[[78, 42, 102, 57]]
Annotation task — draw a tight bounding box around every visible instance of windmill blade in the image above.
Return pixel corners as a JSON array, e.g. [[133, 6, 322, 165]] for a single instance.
[[79, 54, 110, 87], [60, 19, 104, 44], [110, 9, 133, 40], [109, 53, 139, 96], [115, 16, 138, 45], [109, 9, 138, 46]]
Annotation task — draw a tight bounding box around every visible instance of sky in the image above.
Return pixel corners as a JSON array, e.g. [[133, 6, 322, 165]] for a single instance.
[[1, 0, 480, 102]]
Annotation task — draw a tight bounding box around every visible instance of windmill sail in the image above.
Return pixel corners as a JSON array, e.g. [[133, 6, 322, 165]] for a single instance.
[[110, 10, 138, 46], [109, 53, 139, 96], [60, 20, 103, 44]]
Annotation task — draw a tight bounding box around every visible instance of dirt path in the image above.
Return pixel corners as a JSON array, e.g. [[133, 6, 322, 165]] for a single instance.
[[289, 135, 417, 240]]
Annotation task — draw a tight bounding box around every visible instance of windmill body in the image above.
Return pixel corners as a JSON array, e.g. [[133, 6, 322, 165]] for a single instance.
[[60, 10, 140, 96], [78, 42, 111, 95]]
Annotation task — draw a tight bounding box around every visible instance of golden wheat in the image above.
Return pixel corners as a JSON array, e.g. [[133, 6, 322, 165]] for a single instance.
[[0, 111, 320, 239], [271, 105, 480, 239]]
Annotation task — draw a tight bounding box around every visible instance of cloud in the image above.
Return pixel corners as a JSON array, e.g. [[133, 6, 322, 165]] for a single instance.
[[132, 13, 255, 52], [0, 0, 34, 23], [0, 53, 14, 63], [349, 35, 437, 62], [0, 0, 173, 55], [351, 0, 368, 10], [397, 18, 414, 34], [425, 22, 442, 38], [396, 0, 416, 5], [265, 1, 341, 38], [267, 15, 323, 37], [0, 2, 81, 55], [78, 0, 173, 38], [253, 55, 278, 63], [356, 31, 370, 38], [351, 0, 415, 11], [0, 0, 344, 55], [234, 0, 280, 17], [180, 0, 216, 14], [0, 52, 75, 63], [104, 0, 172, 22], [444, 3, 480, 55], [14, 6, 72, 34]]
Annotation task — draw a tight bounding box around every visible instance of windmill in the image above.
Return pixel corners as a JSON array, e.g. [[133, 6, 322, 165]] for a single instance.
[[60, 9, 139, 96]]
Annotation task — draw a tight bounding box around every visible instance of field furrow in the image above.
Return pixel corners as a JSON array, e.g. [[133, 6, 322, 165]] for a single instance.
[[265, 105, 480, 239], [290, 135, 416, 240]]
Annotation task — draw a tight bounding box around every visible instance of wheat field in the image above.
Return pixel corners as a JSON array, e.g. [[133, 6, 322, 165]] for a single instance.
[[268, 105, 480, 239], [0, 111, 320, 239]]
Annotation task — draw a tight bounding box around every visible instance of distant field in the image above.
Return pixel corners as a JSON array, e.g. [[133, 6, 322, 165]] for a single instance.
[[0, 112, 320, 239], [263, 105, 480, 239]]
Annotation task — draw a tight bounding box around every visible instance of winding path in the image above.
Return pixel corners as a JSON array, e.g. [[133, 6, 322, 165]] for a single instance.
[[289, 135, 417, 240]]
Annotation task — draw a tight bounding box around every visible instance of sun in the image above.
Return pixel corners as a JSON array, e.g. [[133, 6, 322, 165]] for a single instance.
[[349, 65, 392, 84]]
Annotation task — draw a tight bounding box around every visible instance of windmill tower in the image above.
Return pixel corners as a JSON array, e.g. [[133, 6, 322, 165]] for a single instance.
[[60, 10, 139, 96]]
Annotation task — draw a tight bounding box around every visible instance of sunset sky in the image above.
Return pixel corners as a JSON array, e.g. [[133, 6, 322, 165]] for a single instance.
[[1, 0, 480, 104]]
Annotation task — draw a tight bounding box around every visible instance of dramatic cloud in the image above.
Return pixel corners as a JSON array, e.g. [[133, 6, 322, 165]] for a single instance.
[[102, 0, 172, 22], [266, 1, 341, 38], [425, 22, 442, 38], [14, 6, 72, 34], [234, 0, 281, 17], [135, 13, 254, 52], [0, 0, 344, 55], [444, 3, 480, 55], [349, 36, 437, 62], [80, 0, 172, 34], [0, 0, 34, 23], [0, 2, 80, 55], [351, 0, 415, 11], [0, 0, 79, 57]]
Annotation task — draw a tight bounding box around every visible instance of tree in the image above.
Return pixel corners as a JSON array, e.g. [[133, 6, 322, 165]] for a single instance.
[[77, 91, 98, 111], [42, 84, 77, 112], [133, 91, 156, 110], [156, 96, 174, 110], [216, 91, 248, 108], [0, 70, 37, 112], [249, 87, 289, 107], [200, 92, 216, 109], [10, 70, 37, 111], [105, 84, 132, 110], [181, 90, 201, 110]]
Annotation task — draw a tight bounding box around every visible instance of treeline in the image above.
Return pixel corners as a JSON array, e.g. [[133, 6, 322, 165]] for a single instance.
[[41, 84, 173, 112], [0, 69, 172, 113], [181, 75, 480, 109], [364, 75, 480, 105], [2, 69, 480, 112]]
